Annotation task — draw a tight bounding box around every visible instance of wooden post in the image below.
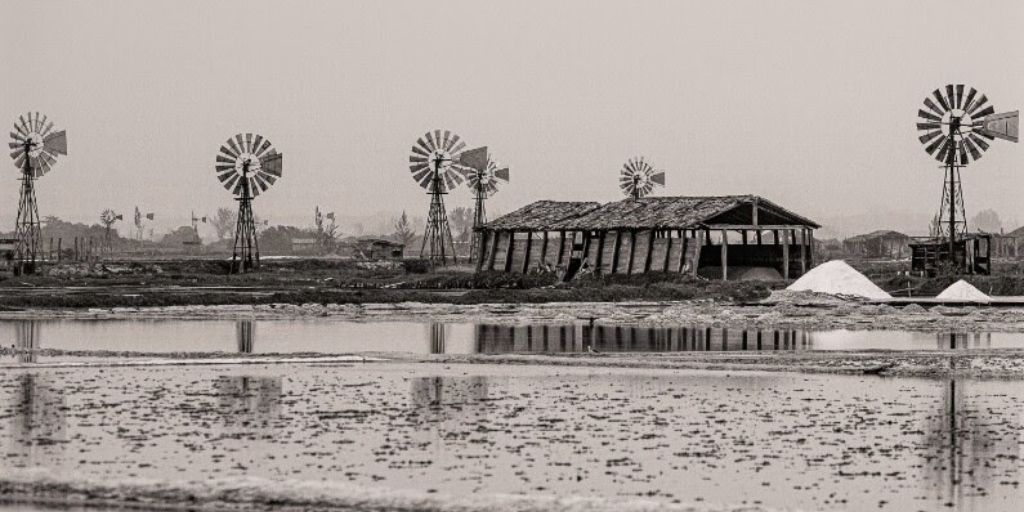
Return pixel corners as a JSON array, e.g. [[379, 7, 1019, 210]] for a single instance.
[[475, 230, 489, 272], [678, 231, 689, 273], [626, 230, 637, 275], [643, 230, 655, 273], [742, 231, 748, 245], [798, 229, 807, 276], [522, 232, 533, 273], [504, 231, 515, 273], [691, 230, 703, 276], [487, 231, 500, 271], [756, 230, 763, 245], [807, 228, 815, 267], [663, 232, 673, 272], [721, 229, 728, 281], [540, 231, 549, 267], [57, 238, 62, 262], [611, 231, 622, 273], [595, 231, 606, 272], [782, 229, 790, 280], [557, 231, 567, 266]]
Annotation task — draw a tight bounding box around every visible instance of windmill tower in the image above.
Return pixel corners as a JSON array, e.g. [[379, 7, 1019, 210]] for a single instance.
[[462, 148, 510, 260], [916, 85, 1018, 267], [215, 133, 283, 273], [619, 157, 665, 199], [8, 113, 67, 274], [408, 130, 478, 264]]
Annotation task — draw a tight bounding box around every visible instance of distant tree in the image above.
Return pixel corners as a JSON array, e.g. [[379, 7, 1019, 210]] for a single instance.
[[970, 209, 1002, 234], [211, 207, 236, 240], [393, 211, 416, 248], [449, 206, 474, 242], [258, 225, 317, 255]]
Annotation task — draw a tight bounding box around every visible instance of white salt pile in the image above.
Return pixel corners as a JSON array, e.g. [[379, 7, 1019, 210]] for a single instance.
[[936, 280, 991, 302], [786, 260, 891, 300]]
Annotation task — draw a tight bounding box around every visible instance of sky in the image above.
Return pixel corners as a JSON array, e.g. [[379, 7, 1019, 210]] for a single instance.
[[2, 0, 1023, 238]]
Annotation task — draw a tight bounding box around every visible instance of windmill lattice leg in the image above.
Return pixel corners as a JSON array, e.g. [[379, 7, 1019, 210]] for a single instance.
[[232, 197, 259, 273], [15, 175, 42, 274]]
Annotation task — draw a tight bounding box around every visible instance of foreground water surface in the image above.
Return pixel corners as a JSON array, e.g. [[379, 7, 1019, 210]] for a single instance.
[[0, 318, 1018, 362], [1, 362, 1022, 512]]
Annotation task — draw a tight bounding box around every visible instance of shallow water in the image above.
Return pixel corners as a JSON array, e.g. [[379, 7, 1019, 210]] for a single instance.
[[0, 319, 1017, 362], [1, 363, 1022, 512]]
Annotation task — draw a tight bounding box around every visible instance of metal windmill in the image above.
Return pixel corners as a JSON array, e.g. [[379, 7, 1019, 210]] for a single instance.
[[619, 156, 665, 199], [215, 133, 283, 273], [916, 84, 1018, 262], [8, 113, 67, 274], [100, 209, 123, 249], [461, 148, 510, 260], [408, 130, 477, 264]]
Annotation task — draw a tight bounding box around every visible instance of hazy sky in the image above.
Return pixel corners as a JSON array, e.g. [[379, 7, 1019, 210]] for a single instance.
[[3, 0, 1023, 237]]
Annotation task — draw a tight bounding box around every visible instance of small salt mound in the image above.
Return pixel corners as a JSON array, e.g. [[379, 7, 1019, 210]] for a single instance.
[[936, 280, 991, 301], [786, 260, 891, 299]]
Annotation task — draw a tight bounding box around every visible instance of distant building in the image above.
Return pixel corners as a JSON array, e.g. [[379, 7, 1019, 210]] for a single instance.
[[290, 238, 318, 254], [352, 238, 404, 260], [842, 230, 910, 260], [475, 195, 819, 281]]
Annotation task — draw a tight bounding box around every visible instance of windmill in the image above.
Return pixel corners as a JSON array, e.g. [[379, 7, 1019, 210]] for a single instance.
[[916, 84, 1018, 265], [215, 133, 283, 273], [461, 148, 510, 260], [619, 157, 665, 199], [100, 209, 123, 249], [8, 112, 67, 274], [408, 130, 478, 264], [188, 210, 207, 246]]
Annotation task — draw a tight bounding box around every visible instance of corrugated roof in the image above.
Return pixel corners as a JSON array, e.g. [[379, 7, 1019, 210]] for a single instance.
[[483, 200, 601, 231], [483, 196, 819, 231]]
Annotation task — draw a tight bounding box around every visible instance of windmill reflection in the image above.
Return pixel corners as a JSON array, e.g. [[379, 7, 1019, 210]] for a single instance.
[[473, 323, 809, 354], [936, 331, 991, 350], [213, 376, 282, 437], [409, 376, 490, 437], [14, 320, 41, 363], [236, 321, 255, 354], [428, 323, 446, 354], [921, 377, 1016, 509], [7, 373, 67, 468]]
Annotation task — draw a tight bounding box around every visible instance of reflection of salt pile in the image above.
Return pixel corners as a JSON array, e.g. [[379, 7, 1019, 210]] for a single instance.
[[786, 260, 891, 299], [936, 280, 991, 301]]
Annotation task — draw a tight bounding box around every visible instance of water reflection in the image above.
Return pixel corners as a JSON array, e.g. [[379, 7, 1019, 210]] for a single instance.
[[213, 376, 282, 437], [936, 332, 992, 350], [428, 323, 446, 354], [473, 324, 812, 354], [236, 321, 255, 354], [409, 376, 490, 430], [921, 378, 1019, 509], [15, 320, 40, 363], [7, 373, 67, 468]]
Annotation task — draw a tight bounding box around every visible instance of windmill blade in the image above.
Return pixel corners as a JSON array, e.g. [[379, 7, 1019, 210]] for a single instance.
[[416, 137, 433, 154], [925, 134, 947, 155], [973, 105, 996, 119], [963, 136, 982, 161], [251, 134, 264, 155], [411, 144, 429, 158], [651, 171, 666, 187], [219, 143, 238, 159], [936, 138, 953, 163], [413, 168, 433, 188], [962, 88, 978, 113], [967, 94, 988, 116], [42, 130, 67, 155], [976, 110, 1018, 142], [968, 132, 990, 151], [216, 154, 235, 165], [253, 174, 270, 192], [255, 139, 272, 157], [13, 153, 25, 170], [441, 130, 451, 151], [42, 119, 54, 137], [945, 85, 957, 111], [226, 137, 242, 157], [918, 109, 942, 122], [18, 115, 31, 135], [260, 152, 283, 177], [13, 122, 27, 137], [916, 122, 941, 131], [425, 131, 438, 152], [933, 89, 950, 111], [450, 140, 466, 155], [10, 131, 26, 143], [442, 170, 456, 191], [955, 85, 965, 109], [919, 130, 942, 145], [244, 133, 253, 154], [234, 134, 246, 154]]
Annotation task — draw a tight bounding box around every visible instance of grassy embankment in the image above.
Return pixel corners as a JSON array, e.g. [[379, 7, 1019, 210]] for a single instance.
[[0, 258, 776, 309]]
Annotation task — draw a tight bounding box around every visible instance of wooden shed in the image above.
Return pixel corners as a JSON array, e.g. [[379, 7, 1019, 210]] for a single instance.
[[475, 195, 820, 280]]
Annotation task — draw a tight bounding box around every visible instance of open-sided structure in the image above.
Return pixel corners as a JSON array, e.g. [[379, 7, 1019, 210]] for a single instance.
[[475, 195, 819, 280]]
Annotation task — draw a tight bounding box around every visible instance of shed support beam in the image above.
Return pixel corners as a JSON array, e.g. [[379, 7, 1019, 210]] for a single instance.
[[627, 230, 637, 275], [595, 231, 606, 273], [663, 231, 673, 272], [504, 231, 515, 273], [487, 231, 500, 270], [540, 231, 549, 267], [721, 229, 728, 281], [475, 230, 488, 272], [678, 230, 688, 273], [782, 229, 790, 280], [799, 229, 807, 276], [557, 231, 567, 266], [611, 231, 622, 273], [644, 230, 656, 273], [522, 232, 533, 274]]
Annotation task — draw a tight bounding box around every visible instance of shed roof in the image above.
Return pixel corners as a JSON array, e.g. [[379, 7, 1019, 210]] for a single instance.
[[844, 230, 910, 243], [484, 200, 602, 231], [483, 195, 818, 231]]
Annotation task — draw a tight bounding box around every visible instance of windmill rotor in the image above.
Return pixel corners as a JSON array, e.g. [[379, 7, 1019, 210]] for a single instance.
[[916, 84, 1019, 165], [619, 156, 665, 199], [215, 133, 283, 198], [9, 112, 66, 178], [408, 129, 472, 193], [465, 157, 510, 198]]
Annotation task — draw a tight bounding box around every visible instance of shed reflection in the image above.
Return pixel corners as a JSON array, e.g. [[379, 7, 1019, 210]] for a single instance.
[[7, 373, 66, 468]]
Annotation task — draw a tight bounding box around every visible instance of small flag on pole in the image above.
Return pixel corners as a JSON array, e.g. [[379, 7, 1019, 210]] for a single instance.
[[326, 212, 335, 221], [145, 213, 155, 220], [115, 214, 123, 220]]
